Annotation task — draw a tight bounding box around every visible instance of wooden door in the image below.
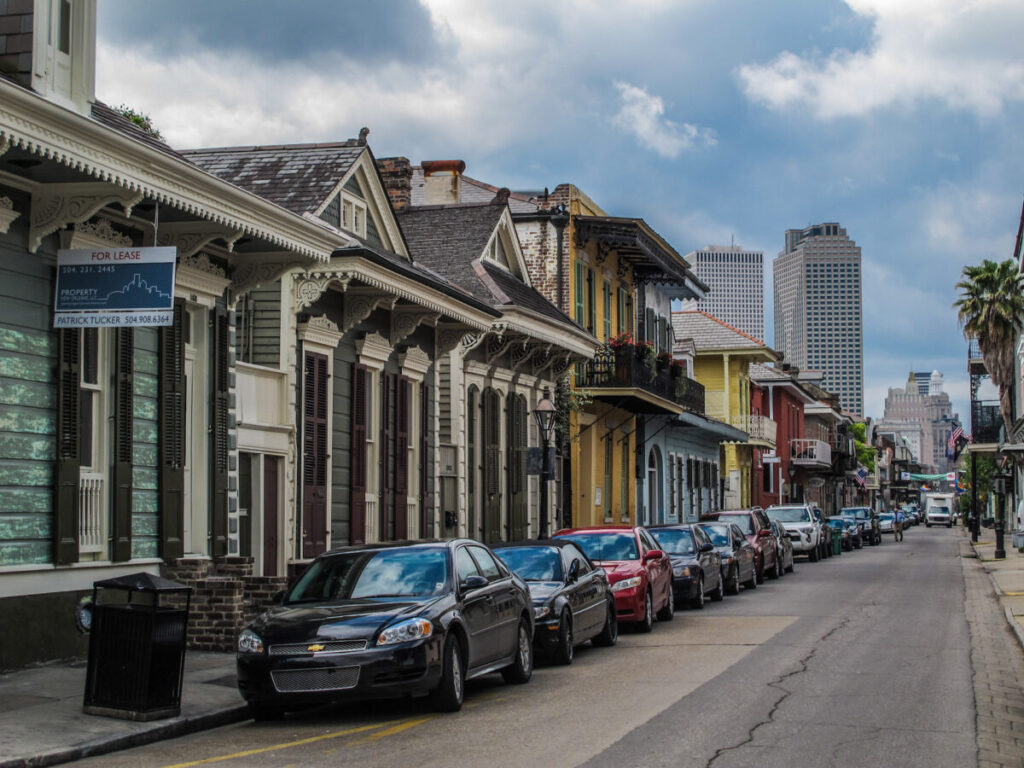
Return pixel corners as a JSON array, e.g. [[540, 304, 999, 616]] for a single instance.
[[507, 395, 527, 540], [263, 456, 279, 576], [301, 351, 328, 558], [482, 388, 502, 544]]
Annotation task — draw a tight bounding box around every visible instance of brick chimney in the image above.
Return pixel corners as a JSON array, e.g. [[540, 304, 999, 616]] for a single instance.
[[376, 156, 413, 213], [421, 160, 466, 205]]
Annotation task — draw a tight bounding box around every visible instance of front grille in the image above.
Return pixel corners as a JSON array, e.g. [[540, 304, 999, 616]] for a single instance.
[[268, 640, 367, 657], [270, 666, 360, 693]]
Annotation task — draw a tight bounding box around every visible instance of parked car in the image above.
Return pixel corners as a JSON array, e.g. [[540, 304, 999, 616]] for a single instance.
[[696, 521, 758, 593], [236, 540, 534, 718], [769, 519, 795, 574], [827, 518, 852, 551], [842, 506, 881, 545], [766, 505, 823, 562], [836, 516, 864, 549], [811, 507, 833, 558], [879, 512, 896, 533], [647, 523, 724, 609], [553, 526, 673, 633], [701, 508, 779, 582], [492, 540, 617, 665], [926, 503, 953, 528]]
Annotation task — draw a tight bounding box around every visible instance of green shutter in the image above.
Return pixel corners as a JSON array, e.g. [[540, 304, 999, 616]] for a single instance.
[[574, 262, 585, 325], [159, 300, 186, 559], [617, 287, 626, 334], [111, 327, 134, 562], [586, 268, 596, 333], [603, 280, 612, 341], [210, 303, 230, 557], [55, 329, 80, 565]]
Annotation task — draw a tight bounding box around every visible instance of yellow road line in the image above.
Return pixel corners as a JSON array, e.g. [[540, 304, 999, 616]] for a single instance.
[[348, 715, 435, 745], [1002, 591, 1024, 596], [160, 720, 404, 768]]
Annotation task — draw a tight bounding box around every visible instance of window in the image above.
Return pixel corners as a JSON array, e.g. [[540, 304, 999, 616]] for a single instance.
[[468, 545, 503, 581], [456, 547, 481, 583]]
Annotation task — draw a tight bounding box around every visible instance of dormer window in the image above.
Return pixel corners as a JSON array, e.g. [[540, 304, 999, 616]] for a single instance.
[[484, 225, 521, 277], [31, 0, 96, 115]]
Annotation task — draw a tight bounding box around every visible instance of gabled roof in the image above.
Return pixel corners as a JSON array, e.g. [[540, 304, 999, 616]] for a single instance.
[[749, 362, 794, 383], [673, 311, 780, 358], [181, 141, 365, 216]]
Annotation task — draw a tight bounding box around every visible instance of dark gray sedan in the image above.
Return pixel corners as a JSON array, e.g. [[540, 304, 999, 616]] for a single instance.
[[696, 521, 758, 594], [647, 524, 723, 609]]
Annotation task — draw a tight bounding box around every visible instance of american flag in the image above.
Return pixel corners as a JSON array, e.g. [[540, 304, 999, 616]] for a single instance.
[[947, 425, 964, 454], [855, 465, 868, 487]]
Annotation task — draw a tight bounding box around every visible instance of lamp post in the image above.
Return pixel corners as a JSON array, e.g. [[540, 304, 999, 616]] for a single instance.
[[994, 466, 1011, 559], [534, 387, 556, 539]]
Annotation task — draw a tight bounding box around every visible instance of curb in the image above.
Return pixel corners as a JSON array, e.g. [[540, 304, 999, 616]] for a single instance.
[[0, 704, 250, 768], [1004, 604, 1024, 652]]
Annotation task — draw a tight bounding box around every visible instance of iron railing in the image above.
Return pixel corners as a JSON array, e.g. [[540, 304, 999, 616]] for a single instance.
[[580, 347, 705, 414], [971, 400, 1002, 443], [790, 438, 832, 468]]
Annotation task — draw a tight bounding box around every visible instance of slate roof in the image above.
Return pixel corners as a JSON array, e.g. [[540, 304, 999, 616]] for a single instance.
[[181, 142, 365, 215], [673, 311, 775, 352], [397, 203, 579, 328], [749, 362, 794, 383], [90, 101, 186, 159]]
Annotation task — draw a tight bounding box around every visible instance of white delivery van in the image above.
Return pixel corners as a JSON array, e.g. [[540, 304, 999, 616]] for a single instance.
[[924, 493, 954, 528]]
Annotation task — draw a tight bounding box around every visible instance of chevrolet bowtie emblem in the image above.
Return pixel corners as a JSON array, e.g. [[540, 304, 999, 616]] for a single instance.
[[308, 644, 325, 652]]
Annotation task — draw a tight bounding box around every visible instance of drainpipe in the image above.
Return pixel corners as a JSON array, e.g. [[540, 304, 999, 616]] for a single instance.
[[550, 206, 569, 313]]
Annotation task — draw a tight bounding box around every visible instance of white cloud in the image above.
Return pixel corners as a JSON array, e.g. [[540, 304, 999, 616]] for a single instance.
[[612, 82, 716, 158], [738, 0, 1024, 119]]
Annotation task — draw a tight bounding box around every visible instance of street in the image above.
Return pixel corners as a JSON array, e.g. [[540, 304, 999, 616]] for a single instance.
[[76, 527, 976, 768]]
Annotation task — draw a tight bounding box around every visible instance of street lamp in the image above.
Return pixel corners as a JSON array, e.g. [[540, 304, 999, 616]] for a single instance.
[[534, 387, 557, 539], [993, 466, 1012, 559]]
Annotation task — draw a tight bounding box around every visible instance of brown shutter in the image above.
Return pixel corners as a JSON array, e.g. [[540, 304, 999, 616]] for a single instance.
[[380, 373, 392, 540], [419, 382, 430, 537], [112, 328, 134, 562], [301, 351, 329, 557], [394, 375, 410, 540], [210, 304, 230, 557], [350, 363, 368, 544], [159, 300, 186, 559], [55, 328, 80, 565]]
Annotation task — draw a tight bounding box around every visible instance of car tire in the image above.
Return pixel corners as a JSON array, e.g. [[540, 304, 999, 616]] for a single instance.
[[657, 585, 675, 621], [726, 565, 741, 595], [785, 559, 795, 574], [926, 523, 931, 528], [501, 618, 533, 684], [691, 576, 705, 609], [744, 568, 758, 590], [947, 523, 952, 528], [248, 703, 285, 722], [711, 572, 725, 602], [769, 555, 781, 579], [430, 635, 465, 712], [553, 611, 574, 666], [593, 601, 619, 647], [809, 546, 820, 562], [636, 589, 654, 633]]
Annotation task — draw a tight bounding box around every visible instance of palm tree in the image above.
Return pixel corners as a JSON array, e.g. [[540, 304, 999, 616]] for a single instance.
[[955, 258, 1024, 433]]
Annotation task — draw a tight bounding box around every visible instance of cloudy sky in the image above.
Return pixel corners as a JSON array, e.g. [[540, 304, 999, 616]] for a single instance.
[[96, 0, 1024, 422]]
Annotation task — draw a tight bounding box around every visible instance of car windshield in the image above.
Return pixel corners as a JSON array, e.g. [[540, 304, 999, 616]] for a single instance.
[[843, 508, 870, 519], [556, 532, 638, 561], [931, 507, 950, 514], [493, 546, 563, 582], [286, 548, 449, 603], [768, 507, 812, 523], [716, 514, 754, 534], [650, 528, 696, 555], [827, 519, 844, 528], [700, 525, 731, 547], [880, 513, 895, 521]]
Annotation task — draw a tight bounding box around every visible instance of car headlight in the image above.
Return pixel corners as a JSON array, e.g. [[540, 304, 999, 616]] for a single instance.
[[377, 618, 433, 646], [672, 565, 691, 578], [611, 576, 643, 592], [238, 629, 264, 655], [534, 605, 551, 620]]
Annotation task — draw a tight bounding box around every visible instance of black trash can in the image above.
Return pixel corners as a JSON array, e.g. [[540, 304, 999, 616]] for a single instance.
[[83, 572, 191, 721]]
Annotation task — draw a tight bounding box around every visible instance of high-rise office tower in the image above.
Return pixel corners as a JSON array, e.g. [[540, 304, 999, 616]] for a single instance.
[[689, 245, 765, 341], [774, 222, 864, 415]]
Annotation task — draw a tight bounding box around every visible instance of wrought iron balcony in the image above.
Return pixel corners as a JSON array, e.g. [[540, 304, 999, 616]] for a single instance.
[[790, 438, 832, 470], [967, 337, 986, 375], [971, 400, 1002, 444], [579, 346, 705, 415]]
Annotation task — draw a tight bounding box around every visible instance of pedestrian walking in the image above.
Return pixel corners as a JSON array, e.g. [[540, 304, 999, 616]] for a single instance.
[[893, 509, 904, 542]]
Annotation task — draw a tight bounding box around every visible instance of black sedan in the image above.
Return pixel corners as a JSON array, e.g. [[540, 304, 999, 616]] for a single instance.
[[236, 540, 534, 718], [492, 540, 618, 665], [647, 524, 724, 609], [696, 521, 758, 593]]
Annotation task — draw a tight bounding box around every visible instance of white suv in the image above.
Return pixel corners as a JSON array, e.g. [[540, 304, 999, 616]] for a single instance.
[[766, 505, 823, 562]]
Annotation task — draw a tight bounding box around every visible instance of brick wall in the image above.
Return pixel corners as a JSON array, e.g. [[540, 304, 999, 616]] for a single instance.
[[162, 557, 284, 652], [0, 1, 34, 88], [376, 156, 412, 212], [516, 218, 567, 312]]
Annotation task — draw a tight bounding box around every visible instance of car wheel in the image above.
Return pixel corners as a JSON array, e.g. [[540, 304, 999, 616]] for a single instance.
[[657, 583, 675, 621], [727, 565, 741, 595], [553, 611, 574, 666], [744, 567, 758, 590], [769, 555, 781, 579], [248, 703, 285, 721], [691, 576, 705, 609], [926, 523, 931, 528], [809, 545, 820, 562], [501, 618, 533, 684], [636, 590, 654, 633], [785, 558, 795, 574], [711, 572, 725, 602], [947, 523, 952, 528], [430, 635, 465, 712], [756, 565, 765, 584], [593, 601, 619, 647]]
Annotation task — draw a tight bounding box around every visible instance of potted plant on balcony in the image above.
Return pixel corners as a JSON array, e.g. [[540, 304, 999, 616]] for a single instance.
[[669, 358, 686, 379], [636, 340, 657, 381], [656, 350, 672, 372], [608, 331, 634, 384]]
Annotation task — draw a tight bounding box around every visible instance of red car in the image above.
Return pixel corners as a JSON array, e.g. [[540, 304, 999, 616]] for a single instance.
[[700, 509, 780, 583], [553, 526, 673, 632]]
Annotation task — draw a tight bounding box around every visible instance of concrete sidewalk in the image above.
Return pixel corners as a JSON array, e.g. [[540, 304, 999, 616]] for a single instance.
[[0, 651, 248, 768], [965, 521, 1024, 650]]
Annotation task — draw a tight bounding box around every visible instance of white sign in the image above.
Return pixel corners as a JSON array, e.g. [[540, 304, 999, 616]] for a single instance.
[[762, 456, 781, 464], [946, 472, 956, 481]]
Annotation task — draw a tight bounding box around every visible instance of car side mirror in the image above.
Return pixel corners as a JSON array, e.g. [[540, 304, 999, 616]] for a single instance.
[[567, 559, 580, 583], [700, 542, 714, 553], [461, 574, 488, 591], [644, 549, 664, 562], [758, 529, 772, 537]]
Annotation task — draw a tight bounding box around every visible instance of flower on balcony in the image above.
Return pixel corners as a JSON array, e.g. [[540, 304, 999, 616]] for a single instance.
[[608, 331, 634, 351], [656, 350, 672, 368], [669, 358, 686, 378], [636, 340, 655, 363]]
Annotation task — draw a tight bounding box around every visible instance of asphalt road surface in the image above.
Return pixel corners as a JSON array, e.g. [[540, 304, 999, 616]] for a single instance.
[[79, 526, 975, 768]]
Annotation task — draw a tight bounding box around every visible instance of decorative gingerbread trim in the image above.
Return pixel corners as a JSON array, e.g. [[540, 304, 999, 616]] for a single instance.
[[29, 182, 143, 253]]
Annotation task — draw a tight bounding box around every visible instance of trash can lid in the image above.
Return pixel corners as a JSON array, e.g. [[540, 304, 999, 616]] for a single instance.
[[93, 572, 191, 593]]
